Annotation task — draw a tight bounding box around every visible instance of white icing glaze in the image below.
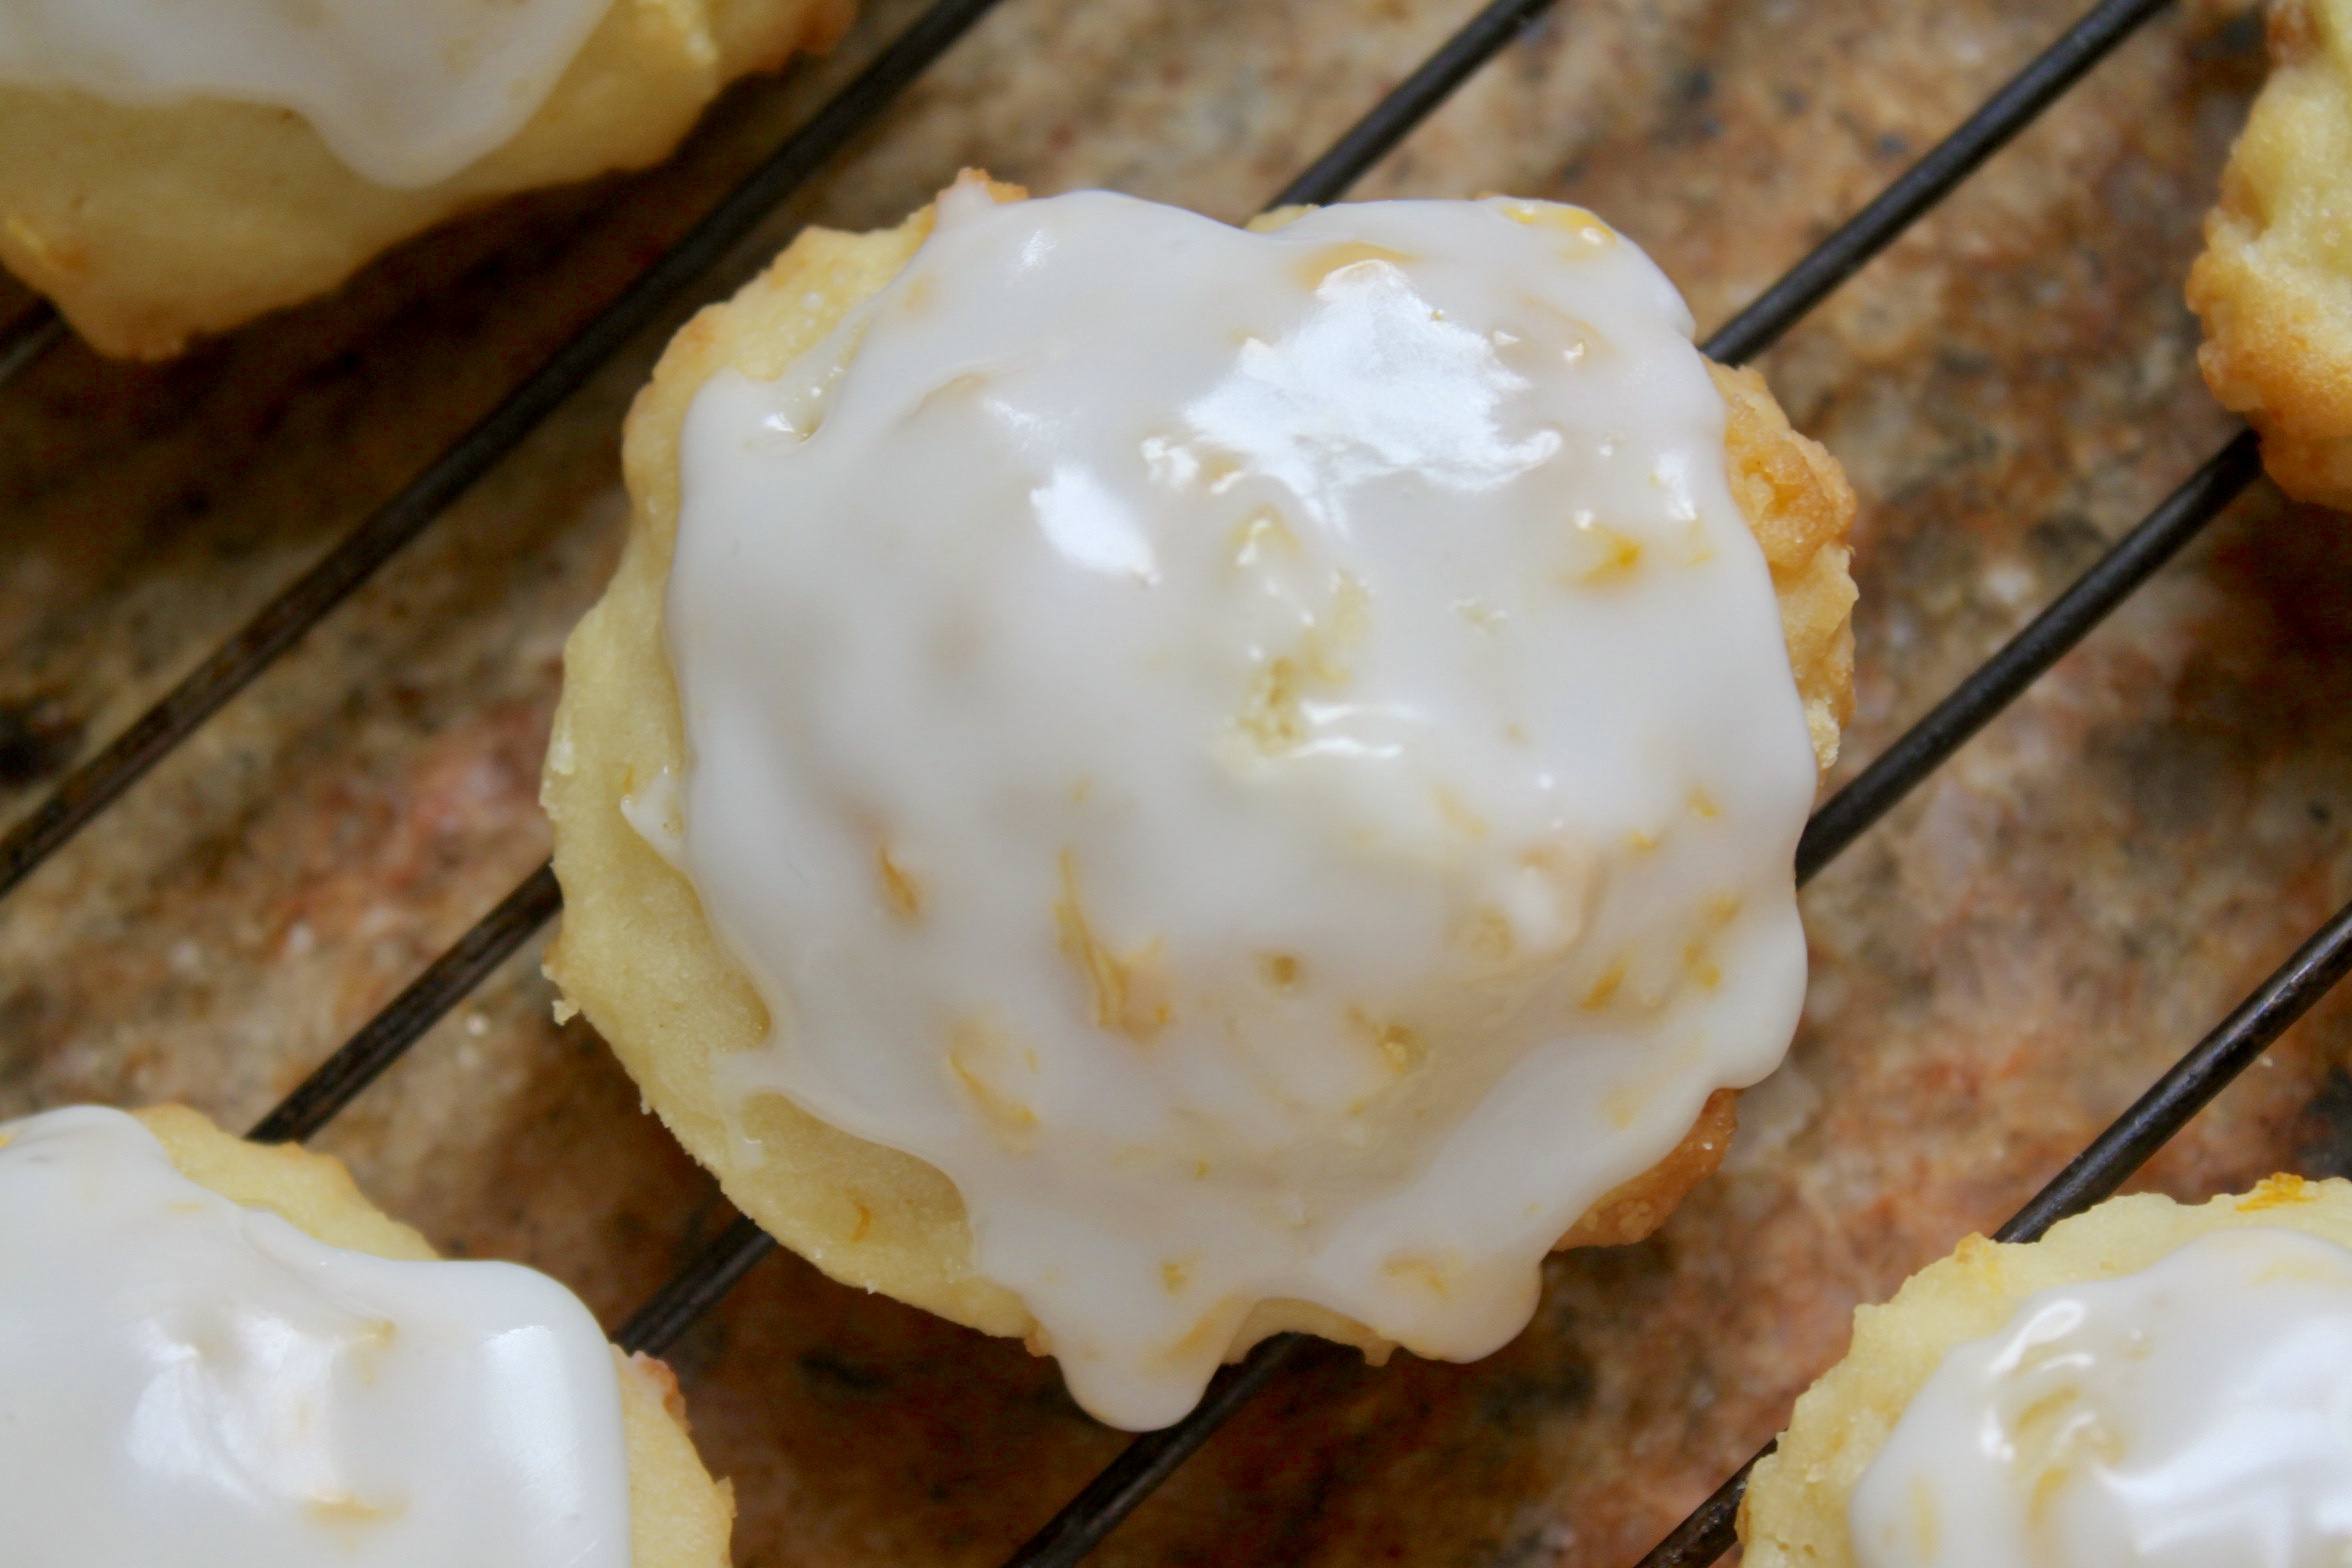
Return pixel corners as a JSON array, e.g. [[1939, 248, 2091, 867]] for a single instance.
[[667, 184, 1819, 1428], [1853, 1226, 2352, 1568], [0, 1106, 632, 1566], [0, 0, 615, 187]]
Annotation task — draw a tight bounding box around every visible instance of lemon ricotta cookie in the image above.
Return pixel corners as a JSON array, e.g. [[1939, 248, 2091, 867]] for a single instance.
[[0, 0, 853, 358], [543, 173, 1858, 1428], [0, 1103, 732, 1567], [1740, 1175, 2352, 1567], [2188, 0, 2352, 510]]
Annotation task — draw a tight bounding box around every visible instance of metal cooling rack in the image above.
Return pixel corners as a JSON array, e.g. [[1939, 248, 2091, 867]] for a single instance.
[[7, 0, 2349, 1562]]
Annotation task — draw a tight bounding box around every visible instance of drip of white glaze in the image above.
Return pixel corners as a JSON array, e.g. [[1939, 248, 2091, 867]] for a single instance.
[[0, 1105, 632, 1566], [1853, 1226, 2352, 1568], [667, 183, 1819, 1427], [0, 0, 615, 187]]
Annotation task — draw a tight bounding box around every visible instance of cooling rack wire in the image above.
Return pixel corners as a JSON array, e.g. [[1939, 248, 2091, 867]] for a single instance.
[[3, 0, 2345, 1562]]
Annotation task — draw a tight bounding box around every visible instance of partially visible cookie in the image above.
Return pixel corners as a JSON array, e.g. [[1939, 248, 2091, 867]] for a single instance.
[[2188, 0, 2352, 509], [0, 1103, 733, 1566], [1740, 1175, 2352, 1567], [0, 0, 853, 358]]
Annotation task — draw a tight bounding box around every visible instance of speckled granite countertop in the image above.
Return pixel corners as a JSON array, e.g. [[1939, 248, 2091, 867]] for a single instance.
[[4, 0, 2347, 1562]]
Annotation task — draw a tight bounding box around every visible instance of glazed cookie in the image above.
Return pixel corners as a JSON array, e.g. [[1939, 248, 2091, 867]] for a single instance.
[[1740, 1175, 2352, 1566], [543, 175, 1858, 1427], [0, 1103, 732, 1566], [0, 0, 853, 358], [2188, 0, 2352, 510]]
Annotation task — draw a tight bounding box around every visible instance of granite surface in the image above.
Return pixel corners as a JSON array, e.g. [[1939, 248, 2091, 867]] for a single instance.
[[5, 0, 2350, 1563]]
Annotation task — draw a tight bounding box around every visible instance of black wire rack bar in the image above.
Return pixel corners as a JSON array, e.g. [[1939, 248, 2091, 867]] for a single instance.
[[1796, 427, 2262, 883], [1008, 1333, 1315, 1568], [1634, 890, 2352, 1568], [246, 863, 562, 1144], [0, 300, 61, 389], [616, 1214, 780, 1356], [1270, 0, 1560, 210], [0, 0, 1010, 907], [1702, 0, 2173, 366], [1997, 896, 2352, 1246]]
